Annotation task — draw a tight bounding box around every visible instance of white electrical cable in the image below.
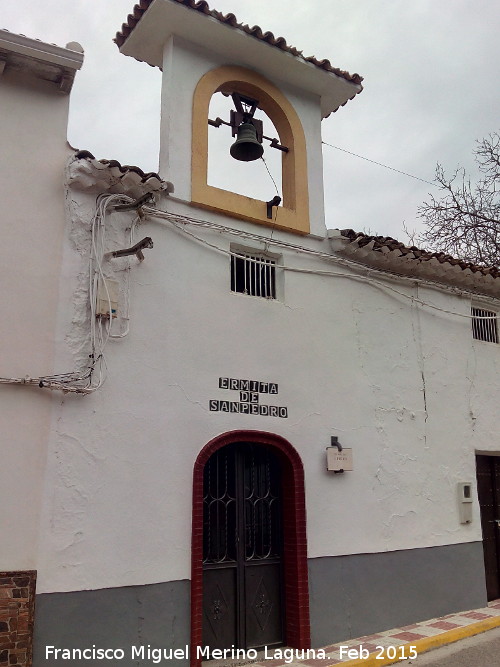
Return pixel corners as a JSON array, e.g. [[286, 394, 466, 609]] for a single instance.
[[146, 206, 499, 320], [2, 194, 497, 395], [88, 193, 136, 377], [108, 214, 137, 339], [142, 205, 497, 299], [0, 193, 134, 393]]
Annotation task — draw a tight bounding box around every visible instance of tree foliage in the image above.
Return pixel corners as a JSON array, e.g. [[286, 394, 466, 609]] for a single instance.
[[417, 132, 500, 266]]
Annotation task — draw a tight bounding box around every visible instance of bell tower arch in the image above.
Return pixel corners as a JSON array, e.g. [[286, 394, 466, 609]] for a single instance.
[[192, 65, 310, 234]]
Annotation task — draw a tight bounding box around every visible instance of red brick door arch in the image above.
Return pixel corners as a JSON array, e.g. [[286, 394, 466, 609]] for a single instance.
[[191, 430, 310, 666]]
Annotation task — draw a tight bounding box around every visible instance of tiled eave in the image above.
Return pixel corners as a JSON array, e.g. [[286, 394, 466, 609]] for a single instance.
[[329, 229, 500, 299], [114, 0, 363, 92], [68, 150, 170, 199]]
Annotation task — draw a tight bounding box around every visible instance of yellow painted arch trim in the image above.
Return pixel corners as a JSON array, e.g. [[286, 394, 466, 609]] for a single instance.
[[191, 65, 310, 235]]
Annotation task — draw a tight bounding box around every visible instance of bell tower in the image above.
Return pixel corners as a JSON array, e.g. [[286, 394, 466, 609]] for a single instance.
[[115, 0, 362, 236]]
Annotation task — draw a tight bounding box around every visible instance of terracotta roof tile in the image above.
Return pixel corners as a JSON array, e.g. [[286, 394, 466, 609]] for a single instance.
[[114, 0, 363, 87], [69, 150, 168, 198], [339, 229, 500, 280], [74, 150, 162, 183]]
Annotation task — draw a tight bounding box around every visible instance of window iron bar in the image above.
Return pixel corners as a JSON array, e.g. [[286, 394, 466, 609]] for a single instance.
[[471, 307, 499, 343], [231, 253, 276, 299]]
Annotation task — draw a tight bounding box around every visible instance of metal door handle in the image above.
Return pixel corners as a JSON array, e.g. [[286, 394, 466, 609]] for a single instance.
[[489, 519, 500, 524]]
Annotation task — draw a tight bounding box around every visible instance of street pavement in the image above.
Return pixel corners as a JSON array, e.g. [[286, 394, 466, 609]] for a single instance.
[[208, 601, 500, 666], [408, 626, 500, 666]]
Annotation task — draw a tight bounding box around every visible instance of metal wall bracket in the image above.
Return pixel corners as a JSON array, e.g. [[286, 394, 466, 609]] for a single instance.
[[266, 196, 281, 219], [113, 193, 155, 211], [107, 237, 153, 262], [329, 436, 344, 473]]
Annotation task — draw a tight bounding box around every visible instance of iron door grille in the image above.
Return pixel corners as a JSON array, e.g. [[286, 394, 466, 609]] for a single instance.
[[203, 444, 282, 564], [472, 307, 499, 343]]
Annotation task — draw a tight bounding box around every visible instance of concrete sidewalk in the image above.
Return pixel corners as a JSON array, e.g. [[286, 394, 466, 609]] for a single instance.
[[250, 599, 500, 666]]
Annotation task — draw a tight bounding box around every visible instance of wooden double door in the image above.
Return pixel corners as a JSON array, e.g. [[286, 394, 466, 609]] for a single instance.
[[202, 443, 284, 651], [476, 455, 500, 600]]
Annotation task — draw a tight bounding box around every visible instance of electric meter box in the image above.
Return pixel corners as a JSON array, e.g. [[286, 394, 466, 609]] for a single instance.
[[96, 278, 119, 318], [457, 482, 473, 524]]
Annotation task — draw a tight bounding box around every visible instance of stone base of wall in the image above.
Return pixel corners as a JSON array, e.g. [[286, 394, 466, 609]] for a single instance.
[[33, 580, 190, 667], [31, 542, 488, 665], [0, 571, 37, 667], [308, 542, 488, 647]]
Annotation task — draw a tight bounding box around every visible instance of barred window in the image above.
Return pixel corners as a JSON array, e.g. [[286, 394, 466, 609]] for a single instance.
[[231, 252, 276, 299], [471, 307, 499, 343]]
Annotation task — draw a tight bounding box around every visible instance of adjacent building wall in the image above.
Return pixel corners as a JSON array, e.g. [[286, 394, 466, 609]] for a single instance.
[[0, 65, 73, 570]]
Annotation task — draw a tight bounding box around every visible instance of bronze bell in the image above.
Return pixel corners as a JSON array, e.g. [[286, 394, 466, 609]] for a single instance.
[[230, 122, 264, 162]]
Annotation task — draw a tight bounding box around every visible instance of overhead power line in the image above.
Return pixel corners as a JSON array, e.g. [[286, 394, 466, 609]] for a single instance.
[[322, 141, 436, 186]]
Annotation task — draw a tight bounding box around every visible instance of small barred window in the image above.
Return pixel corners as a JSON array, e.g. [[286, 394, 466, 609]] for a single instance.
[[231, 252, 276, 299], [471, 307, 499, 343]]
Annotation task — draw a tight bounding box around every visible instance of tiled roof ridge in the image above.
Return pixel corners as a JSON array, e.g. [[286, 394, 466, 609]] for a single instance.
[[340, 228, 500, 279], [1, 27, 65, 50], [0, 27, 84, 56], [1, 27, 54, 46], [114, 0, 363, 87], [74, 150, 162, 182], [70, 150, 168, 199]]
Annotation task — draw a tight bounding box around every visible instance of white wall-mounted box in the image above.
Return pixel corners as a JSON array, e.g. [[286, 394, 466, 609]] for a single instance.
[[96, 278, 119, 318], [326, 447, 353, 472], [457, 482, 473, 524]]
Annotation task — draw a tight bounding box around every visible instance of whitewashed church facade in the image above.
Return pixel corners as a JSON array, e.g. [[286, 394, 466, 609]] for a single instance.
[[1, 3, 500, 666]]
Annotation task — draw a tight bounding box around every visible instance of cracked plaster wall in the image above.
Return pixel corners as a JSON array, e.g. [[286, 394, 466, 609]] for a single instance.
[[34, 182, 500, 594]]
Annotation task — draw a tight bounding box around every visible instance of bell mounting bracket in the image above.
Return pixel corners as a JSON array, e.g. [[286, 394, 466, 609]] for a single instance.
[[266, 196, 281, 219], [207, 91, 289, 153], [229, 93, 263, 142]]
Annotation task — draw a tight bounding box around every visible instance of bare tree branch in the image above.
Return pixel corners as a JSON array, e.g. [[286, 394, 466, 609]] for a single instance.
[[417, 132, 500, 266]]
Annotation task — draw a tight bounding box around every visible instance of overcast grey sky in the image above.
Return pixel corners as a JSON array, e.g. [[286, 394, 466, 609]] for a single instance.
[[3, 0, 499, 241]]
